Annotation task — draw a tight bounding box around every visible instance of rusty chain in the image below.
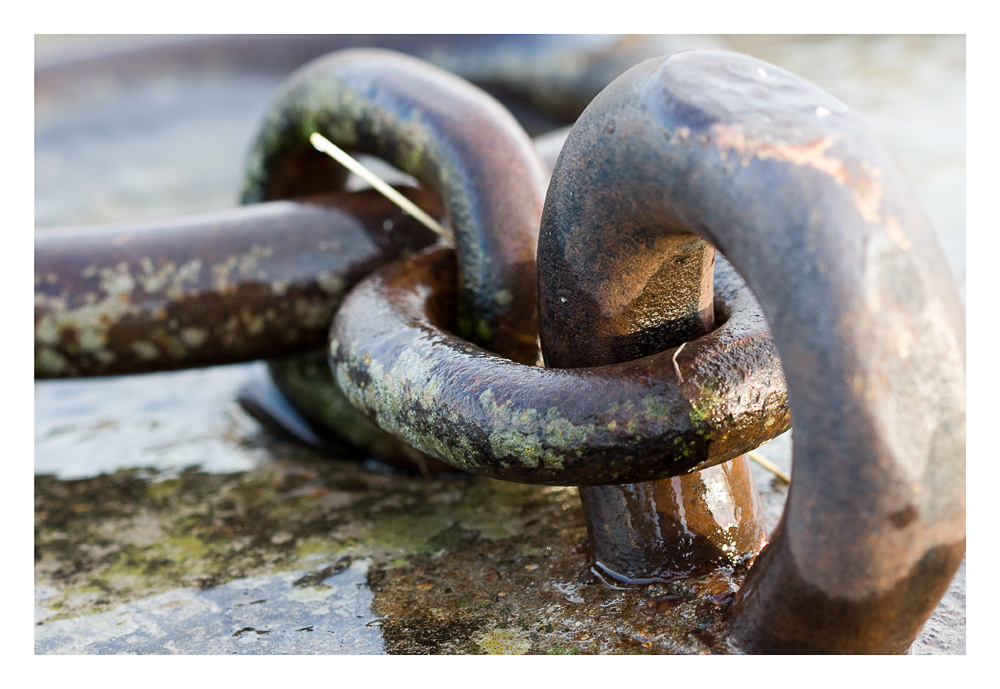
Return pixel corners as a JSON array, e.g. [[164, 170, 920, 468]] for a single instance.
[[34, 37, 964, 654]]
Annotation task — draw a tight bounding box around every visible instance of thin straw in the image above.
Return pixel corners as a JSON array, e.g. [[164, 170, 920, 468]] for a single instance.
[[309, 132, 453, 242], [748, 450, 791, 484]]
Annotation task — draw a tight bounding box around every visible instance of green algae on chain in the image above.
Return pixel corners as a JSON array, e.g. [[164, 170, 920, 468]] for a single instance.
[[33, 37, 712, 377], [240, 48, 546, 364], [252, 129, 572, 466], [330, 247, 789, 486], [264, 354, 454, 474], [234, 48, 548, 470]]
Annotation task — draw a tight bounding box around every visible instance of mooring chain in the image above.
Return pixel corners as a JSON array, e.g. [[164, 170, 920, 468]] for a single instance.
[[239, 49, 790, 487], [35, 35, 688, 380], [534, 51, 965, 653], [288, 50, 961, 653], [34, 41, 965, 654]]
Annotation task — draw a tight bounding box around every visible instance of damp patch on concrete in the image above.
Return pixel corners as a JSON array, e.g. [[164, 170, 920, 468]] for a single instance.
[[35, 560, 383, 654]]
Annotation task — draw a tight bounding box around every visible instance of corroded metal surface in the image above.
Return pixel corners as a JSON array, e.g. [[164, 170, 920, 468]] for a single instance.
[[232, 48, 550, 470], [33, 45, 576, 469], [330, 248, 788, 485], [254, 355, 456, 475], [537, 49, 965, 653], [34, 35, 967, 655], [34, 190, 438, 377], [579, 459, 767, 583], [251, 129, 569, 460], [536, 73, 765, 583], [241, 49, 546, 364]]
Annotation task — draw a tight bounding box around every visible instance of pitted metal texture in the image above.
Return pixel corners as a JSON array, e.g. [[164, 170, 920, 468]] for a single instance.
[[536, 49, 964, 654], [33, 38, 965, 655], [241, 48, 546, 365], [330, 247, 788, 486], [34, 190, 438, 377]]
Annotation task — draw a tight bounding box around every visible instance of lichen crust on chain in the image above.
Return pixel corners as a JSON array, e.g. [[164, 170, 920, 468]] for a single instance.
[[330, 247, 789, 486], [34, 191, 439, 377]]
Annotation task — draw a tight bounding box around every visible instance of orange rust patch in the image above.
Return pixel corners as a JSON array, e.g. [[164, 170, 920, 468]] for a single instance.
[[710, 124, 889, 229], [883, 215, 911, 251], [850, 161, 887, 225], [711, 124, 845, 181]]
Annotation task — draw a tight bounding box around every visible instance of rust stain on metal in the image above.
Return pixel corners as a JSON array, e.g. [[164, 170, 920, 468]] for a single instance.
[[711, 123, 887, 226], [537, 49, 964, 653], [35, 191, 439, 377], [330, 248, 789, 486]]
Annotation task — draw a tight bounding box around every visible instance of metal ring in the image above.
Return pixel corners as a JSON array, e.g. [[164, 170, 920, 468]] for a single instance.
[[330, 246, 788, 486], [537, 49, 965, 654], [241, 48, 546, 364]]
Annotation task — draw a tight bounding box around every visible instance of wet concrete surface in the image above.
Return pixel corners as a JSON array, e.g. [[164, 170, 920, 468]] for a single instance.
[[36, 559, 384, 654], [34, 34, 966, 654], [33, 427, 775, 654]]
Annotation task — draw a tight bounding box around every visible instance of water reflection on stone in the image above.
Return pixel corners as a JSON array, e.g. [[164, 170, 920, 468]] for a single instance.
[[35, 560, 383, 654]]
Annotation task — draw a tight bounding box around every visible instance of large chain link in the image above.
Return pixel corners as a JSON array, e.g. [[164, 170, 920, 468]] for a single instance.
[[34, 38, 965, 655]]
